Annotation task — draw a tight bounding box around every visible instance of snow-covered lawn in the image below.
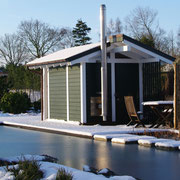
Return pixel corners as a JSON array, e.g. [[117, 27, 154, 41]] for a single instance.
[[0, 155, 136, 180], [0, 111, 175, 138]]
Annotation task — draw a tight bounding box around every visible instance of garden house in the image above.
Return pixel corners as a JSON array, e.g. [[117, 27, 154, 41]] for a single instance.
[[27, 34, 175, 125]]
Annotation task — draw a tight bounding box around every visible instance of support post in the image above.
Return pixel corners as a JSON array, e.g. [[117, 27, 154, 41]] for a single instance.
[[47, 68, 50, 119], [139, 63, 143, 114], [80, 62, 87, 124], [41, 70, 43, 121], [66, 65, 69, 121], [43, 67, 48, 120], [174, 63, 177, 129], [111, 62, 116, 122]]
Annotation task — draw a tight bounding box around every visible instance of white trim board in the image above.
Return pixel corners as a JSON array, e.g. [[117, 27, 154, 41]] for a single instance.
[[43, 67, 48, 120], [139, 63, 143, 114], [66, 65, 69, 122], [69, 51, 101, 66], [47, 68, 50, 119], [80, 62, 87, 124]]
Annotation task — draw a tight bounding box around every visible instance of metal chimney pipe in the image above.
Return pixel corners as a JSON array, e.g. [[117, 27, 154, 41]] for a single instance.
[[100, 4, 107, 121]]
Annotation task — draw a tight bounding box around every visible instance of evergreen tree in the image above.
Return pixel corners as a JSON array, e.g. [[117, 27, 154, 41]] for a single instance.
[[139, 34, 155, 48], [6, 64, 40, 91], [72, 19, 91, 46]]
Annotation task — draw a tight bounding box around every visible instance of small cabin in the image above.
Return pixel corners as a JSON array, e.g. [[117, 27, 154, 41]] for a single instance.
[[27, 34, 175, 125]]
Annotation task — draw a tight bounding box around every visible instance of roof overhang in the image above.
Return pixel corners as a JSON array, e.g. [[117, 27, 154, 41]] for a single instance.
[[109, 34, 175, 64], [27, 43, 101, 69], [27, 34, 175, 69]]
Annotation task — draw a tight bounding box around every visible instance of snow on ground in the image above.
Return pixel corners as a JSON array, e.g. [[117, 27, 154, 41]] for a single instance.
[[0, 111, 40, 117], [155, 140, 180, 149], [0, 112, 173, 137], [0, 154, 46, 162], [0, 155, 136, 180], [111, 135, 156, 144], [94, 134, 137, 141], [138, 138, 171, 147]]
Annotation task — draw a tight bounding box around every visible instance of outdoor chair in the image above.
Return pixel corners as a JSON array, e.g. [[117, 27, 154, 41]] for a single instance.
[[124, 96, 146, 128]]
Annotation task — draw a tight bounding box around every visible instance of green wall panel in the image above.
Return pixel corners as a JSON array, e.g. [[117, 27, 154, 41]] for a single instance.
[[49, 67, 67, 120], [68, 65, 81, 122]]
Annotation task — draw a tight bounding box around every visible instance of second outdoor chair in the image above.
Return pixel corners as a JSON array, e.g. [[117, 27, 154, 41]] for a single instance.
[[124, 96, 146, 128]]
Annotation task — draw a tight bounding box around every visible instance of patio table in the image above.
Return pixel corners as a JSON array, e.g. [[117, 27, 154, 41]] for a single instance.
[[142, 101, 173, 128]]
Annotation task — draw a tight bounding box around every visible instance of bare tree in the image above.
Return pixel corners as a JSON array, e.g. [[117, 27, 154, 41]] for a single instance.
[[125, 7, 158, 40], [59, 28, 74, 48], [18, 19, 67, 58], [125, 7, 171, 52], [0, 33, 28, 65], [107, 18, 123, 37], [168, 31, 176, 57], [176, 28, 180, 58], [115, 18, 123, 34]]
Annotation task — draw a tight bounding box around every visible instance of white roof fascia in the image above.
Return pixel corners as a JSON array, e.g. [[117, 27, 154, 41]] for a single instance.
[[28, 62, 66, 69], [124, 39, 173, 64], [52, 63, 66, 68], [108, 58, 140, 63], [69, 50, 101, 66], [27, 43, 100, 66], [28, 66, 42, 70]]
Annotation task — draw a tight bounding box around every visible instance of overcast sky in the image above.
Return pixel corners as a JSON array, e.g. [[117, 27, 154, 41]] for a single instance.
[[0, 0, 179, 42]]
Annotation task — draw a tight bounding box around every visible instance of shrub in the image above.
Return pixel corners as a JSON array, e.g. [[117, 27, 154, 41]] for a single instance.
[[56, 168, 73, 180], [1, 92, 31, 114], [0, 76, 9, 100], [33, 99, 41, 112], [0, 160, 15, 167], [6, 159, 43, 180]]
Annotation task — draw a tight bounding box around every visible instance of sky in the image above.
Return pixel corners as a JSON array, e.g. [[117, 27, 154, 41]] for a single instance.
[[0, 0, 180, 43]]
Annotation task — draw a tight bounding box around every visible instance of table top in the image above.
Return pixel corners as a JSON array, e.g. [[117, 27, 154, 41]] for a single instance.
[[142, 100, 173, 106]]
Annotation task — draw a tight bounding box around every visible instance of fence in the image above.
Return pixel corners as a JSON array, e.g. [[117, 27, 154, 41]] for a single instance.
[[174, 63, 180, 129], [143, 62, 174, 123], [143, 62, 162, 101]]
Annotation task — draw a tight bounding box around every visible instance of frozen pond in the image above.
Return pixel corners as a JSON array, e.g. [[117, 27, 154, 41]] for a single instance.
[[0, 126, 180, 180]]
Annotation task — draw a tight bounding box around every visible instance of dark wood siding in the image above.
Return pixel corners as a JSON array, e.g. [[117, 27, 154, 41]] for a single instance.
[[86, 63, 112, 124], [115, 63, 139, 124], [69, 65, 81, 121], [143, 62, 162, 100], [143, 62, 162, 122], [49, 67, 67, 120]]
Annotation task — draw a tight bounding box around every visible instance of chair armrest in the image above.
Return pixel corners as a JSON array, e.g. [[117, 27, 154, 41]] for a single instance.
[[137, 111, 143, 115]]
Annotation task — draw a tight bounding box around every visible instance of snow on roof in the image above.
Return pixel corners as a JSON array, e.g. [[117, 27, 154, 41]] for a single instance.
[[27, 34, 175, 68], [27, 42, 100, 67]]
